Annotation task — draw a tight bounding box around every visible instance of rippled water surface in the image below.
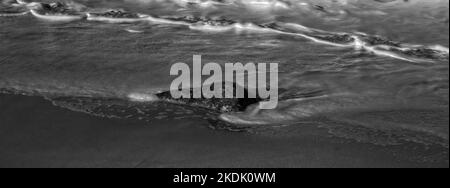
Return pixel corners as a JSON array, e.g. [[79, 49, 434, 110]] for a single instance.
[[1, 0, 449, 150]]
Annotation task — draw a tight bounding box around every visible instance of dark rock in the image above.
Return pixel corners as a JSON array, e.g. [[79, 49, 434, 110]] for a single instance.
[[156, 82, 262, 113], [313, 5, 327, 13], [258, 22, 285, 30], [313, 33, 355, 44], [393, 48, 443, 59], [34, 2, 79, 15], [359, 35, 401, 47], [164, 15, 236, 26], [90, 10, 142, 18]]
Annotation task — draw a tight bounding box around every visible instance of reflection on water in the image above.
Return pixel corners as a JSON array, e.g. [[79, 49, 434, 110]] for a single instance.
[[0, 0, 449, 149]]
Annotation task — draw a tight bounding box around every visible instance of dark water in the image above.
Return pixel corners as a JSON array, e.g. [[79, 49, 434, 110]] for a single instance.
[[1, 0, 449, 153]]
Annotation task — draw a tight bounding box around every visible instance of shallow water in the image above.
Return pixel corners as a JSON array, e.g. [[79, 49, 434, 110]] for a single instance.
[[1, 0, 449, 150]]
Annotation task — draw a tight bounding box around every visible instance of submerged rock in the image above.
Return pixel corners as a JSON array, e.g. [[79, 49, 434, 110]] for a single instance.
[[313, 5, 327, 13], [258, 22, 285, 30], [30, 2, 79, 15], [313, 33, 355, 44], [358, 34, 401, 47], [164, 15, 236, 26], [156, 82, 262, 113], [40, 2, 67, 12], [393, 47, 447, 59], [89, 10, 143, 19]]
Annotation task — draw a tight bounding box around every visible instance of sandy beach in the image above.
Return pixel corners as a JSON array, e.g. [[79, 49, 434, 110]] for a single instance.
[[0, 93, 447, 168]]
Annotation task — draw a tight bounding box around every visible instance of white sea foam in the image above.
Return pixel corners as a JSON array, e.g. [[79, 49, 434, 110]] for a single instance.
[[238, 0, 291, 10], [127, 93, 160, 102], [3, 0, 448, 64], [15, 0, 28, 5], [125, 29, 144, 33], [30, 9, 85, 22], [188, 24, 235, 32], [219, 93, 386, 125], [143, 15, 447, 62], [86, 13, 149, 23], [146, 16, 192, 25], [351, 36, 419, 62], [430, 45, 450, 54]]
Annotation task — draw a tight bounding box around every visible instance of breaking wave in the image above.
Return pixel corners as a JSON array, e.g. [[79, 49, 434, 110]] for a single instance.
[[3, 86, 447, 148], [3, 0, 447, 62], [1, 0, 449, 148]]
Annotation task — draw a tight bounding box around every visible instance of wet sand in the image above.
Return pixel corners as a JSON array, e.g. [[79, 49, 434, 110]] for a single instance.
[[0, 93, 447, 168]]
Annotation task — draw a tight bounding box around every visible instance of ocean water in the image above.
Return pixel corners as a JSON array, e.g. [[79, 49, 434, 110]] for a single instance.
[[1, 0, 449, 150]]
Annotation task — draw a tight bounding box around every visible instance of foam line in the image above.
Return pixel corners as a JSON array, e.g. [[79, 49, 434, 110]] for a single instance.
[[0, 11, 28, 17], [127, 93, 160, 102], [6, 1, 449, 63]]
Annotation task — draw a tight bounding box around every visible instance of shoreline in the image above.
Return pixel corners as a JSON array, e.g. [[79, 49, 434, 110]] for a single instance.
[[0, 93, 447, 168]]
